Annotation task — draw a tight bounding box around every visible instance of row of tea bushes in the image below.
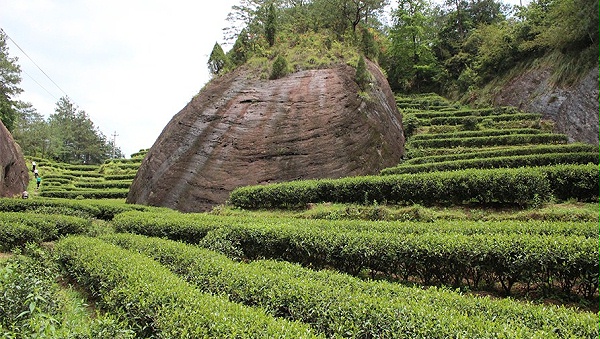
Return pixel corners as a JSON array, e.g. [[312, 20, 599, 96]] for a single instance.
[[407, 133, 567, 148], [113, 211, 599, 239], [381, 152, 599, 174], [0, 254, 135, 338], [112, 212, 599, 298], [39, 189, 129, 200], [0, 212, 91, 251], [229, 164, 598, 209], [409, 127, 544, 140], [102, 233, 598, 338], [28, 153, 144, 199], [424, 113, 542, 126], [411, 106, 520, 119], [55, 236, 322, 338], [403, 143, 599, 165], [0, 197, 160, 221]]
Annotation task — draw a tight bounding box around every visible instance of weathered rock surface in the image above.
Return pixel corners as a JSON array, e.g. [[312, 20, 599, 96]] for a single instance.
[[494, 64, 599, 145], [128, 60, 405, 212], [0, 120, 29, 198]]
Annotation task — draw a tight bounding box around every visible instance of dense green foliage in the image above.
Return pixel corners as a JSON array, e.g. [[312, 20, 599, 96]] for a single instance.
[[14, 97, 122, 164], [0, 30, 22, 132], [55, 236, 322, 338], [103, 232, 598, 338], [212, 0, 597, 101], [22, 154, 144, 201], [0, 212, 91, 251], [229, 164, 598, 208], [0, 251, 135, 338], [113, 211, 599, 299]]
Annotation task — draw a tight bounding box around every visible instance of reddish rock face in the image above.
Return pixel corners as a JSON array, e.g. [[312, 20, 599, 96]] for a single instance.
[[0, 120, 29, 198], [127, 60, 405, 212], [494, 65, 599, 145]]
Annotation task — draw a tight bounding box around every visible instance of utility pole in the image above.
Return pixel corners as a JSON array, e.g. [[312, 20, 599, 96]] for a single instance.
[[111, 131, 119, 159]]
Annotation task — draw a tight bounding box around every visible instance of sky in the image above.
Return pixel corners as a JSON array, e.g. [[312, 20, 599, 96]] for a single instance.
[[1, 0, 237, 157], [1, 0, 525, 158]]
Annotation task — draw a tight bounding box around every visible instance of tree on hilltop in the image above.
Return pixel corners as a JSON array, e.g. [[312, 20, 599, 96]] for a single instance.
[[0, 30, 23, 132]]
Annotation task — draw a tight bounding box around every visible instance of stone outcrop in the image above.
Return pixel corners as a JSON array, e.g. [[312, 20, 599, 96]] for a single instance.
[[493, 65, 599, 145], [127, 60, 405, 212], [0, 120, 29, 198]]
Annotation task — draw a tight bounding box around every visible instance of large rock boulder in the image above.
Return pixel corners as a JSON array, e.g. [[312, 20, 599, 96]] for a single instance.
[[127, 60, 405, 212], [0, 120, 29, 198], [494, 64, 599, 145]]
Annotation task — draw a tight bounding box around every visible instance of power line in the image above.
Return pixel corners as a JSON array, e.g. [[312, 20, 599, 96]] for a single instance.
[[1, 28, 70, 98], [21, 68, 59, 101]]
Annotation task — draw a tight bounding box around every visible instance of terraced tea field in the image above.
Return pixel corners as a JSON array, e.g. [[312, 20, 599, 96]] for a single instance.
[[1, 96, 598, 338]]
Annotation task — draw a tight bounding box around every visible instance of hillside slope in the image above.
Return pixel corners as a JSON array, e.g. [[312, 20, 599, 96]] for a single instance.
[[491, 64, 598, 145]]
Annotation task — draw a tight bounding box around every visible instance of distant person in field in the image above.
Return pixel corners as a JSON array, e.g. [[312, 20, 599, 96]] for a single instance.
[[34, 169, 39, 178], [36, 176, 41, 189], [31, 161, 36, 172]]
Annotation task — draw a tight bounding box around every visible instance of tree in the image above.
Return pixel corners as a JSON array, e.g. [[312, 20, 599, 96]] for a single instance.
[[227, 28, 251, 67], [270, 54, 289, 79], [47, 96, 112, 164], [355, 55, 371, 90], [12, 102, 50, 157], [208, 42, 228, 76], [265, 3, 277, 46], [387, 0, 440, 92], [343, 0, 388, 32], [534, 0, 599, 50], [0, 30, 23, 132]]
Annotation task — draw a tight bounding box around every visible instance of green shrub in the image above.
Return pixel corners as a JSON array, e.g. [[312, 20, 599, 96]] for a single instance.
[[382, 152, 599, 174], [270, 54, 289, 80], [102, 233, 598, 338], [230, 167, 553, 208], [55, 236, 322, 338], [113, 212, 598, 298]]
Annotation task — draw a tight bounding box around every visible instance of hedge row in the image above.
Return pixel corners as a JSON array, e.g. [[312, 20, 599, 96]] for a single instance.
[[230, 167, 548, 207], [425, 113, 541, 126], [0, 197, 155, 221], [104, 173, 137, 181], [408, 133, 567, 148], [59, 171, 103, 178], [230, 165, 598, 209], [113, 213, 599, 298], [409, 128, 543, 141], [61, 164, 99, 172], [103, 233, 598, 338], [404, 143, 599, 164], [113, 211, 598, 239], [103, 158, 144, 164], [0, 253, 135, 338], [381, 152, 599, 175], [0, 212, 91, 251], [55, 236, 321, 338], [411, 107, 519, 119], [74, 180, 132, 189], [39, 189, 129, 199]]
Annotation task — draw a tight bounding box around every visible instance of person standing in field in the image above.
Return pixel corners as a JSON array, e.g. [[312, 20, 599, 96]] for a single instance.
[[36, 176, 41, 190]]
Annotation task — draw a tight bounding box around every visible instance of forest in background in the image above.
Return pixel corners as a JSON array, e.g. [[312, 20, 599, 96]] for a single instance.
[[210, 0, 598, 94]]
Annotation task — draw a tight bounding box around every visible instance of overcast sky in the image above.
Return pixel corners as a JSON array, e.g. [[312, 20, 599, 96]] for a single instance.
[[1, 0, 523, 158], [1, 0, 237, 157]]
